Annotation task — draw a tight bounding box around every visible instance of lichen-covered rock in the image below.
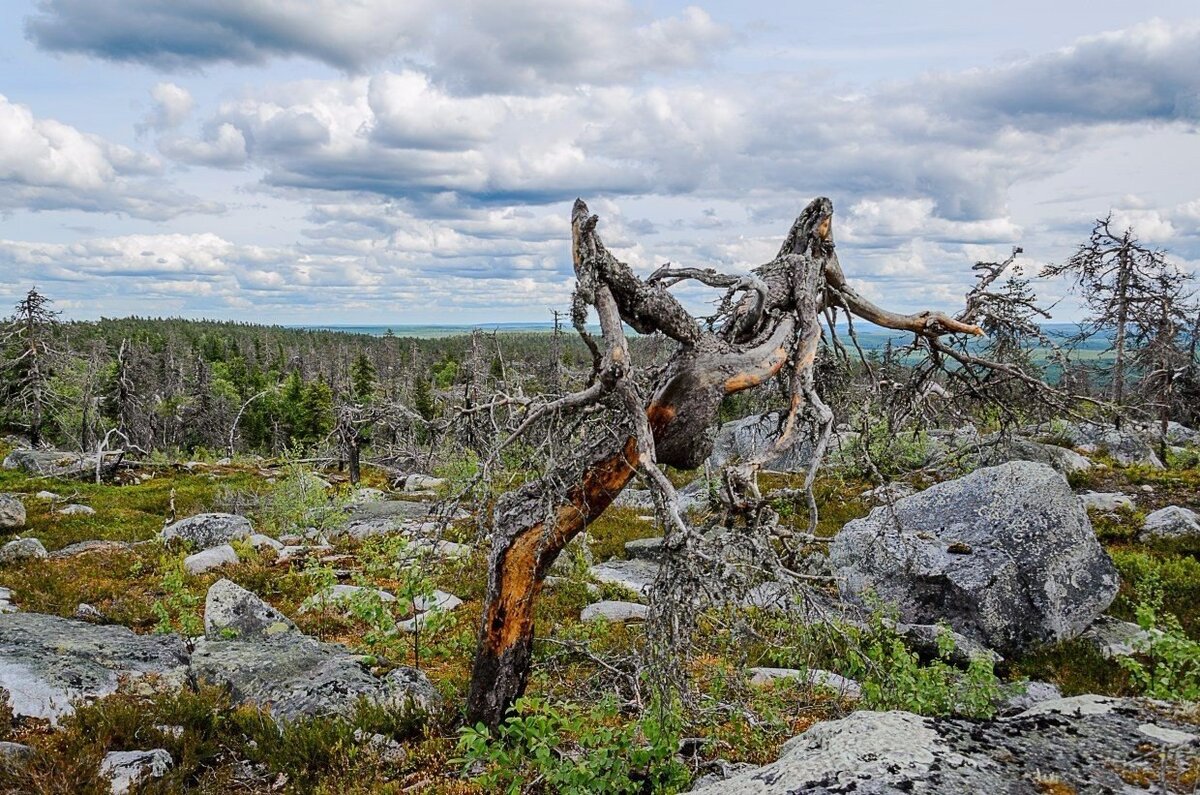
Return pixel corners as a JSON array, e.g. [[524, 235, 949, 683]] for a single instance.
[[1078, 491, 1135, 512], [1056, 421, 1164, 467], [978, 437, 1092, 475], [183, 544, 239, 574], [0, 613, 189, 722], [403, 474, 445, 492], [747, 667, 861, 698], [0, 494, 25, 530], [996, 680, 1062, 715], [204, 579, 297, 640], [1, 449, 97, 478], [707, 412, 858, 472], [299, 584, 395, 614], [581, 600, 649, 623], [189, 633, 438, 723], [0, 537, 47, 564], [830, 461, 1118, 655], [1141, 505, 1200, 540], [161, 513, 252, 549], [690, 697, 1199, 794], [57, 503, 95, 516], [100, 749, 172, 795], [590, 558, 660, 599]]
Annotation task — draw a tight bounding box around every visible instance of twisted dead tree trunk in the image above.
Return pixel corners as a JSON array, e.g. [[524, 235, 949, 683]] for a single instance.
[[464, 197, 984, 728]]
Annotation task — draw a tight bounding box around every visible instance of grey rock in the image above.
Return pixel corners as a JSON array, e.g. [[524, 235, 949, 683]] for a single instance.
[[350, 487, 388, 504], [0, 613, 189, 722], [1080, 615, 1160, 659], [339, 500, 436, 539], [410, 590, 462, 613], [190, 633, 438, 723], [183, 544, 239, 574], [162, 513, 252, 549], [34, 491, 60, 501], [581, 600, 649, 623], [978, 437, 1093, 475], [205, 579, 297, 640], [747, 667, 861, 698], [830, 461, 1119, 655], [859, 483, 916, 502], [49, 539, 131, 558], [1141, 505, 1200, 540], [100, 749, 172, 795], [690, 697, 1200, 794], [57, 503, 95, 516], [0, 741, 32, 763], [0, 494, 25, 530], [300, 584, 396, 614], [1163, 420, 1200, 446], [74, 603, 103, 621], [707, 412, 858, 473], [894, 622, 1003, 666], [1, 449, 98, 478], [590, 558, 660, 599], [403, 474, 445, 492], [1078, 491, 1135, 512], [548, 533, 594, 576], [247, 533, 284, 551], [0, 537, 47, 564], [624, 536, 666, 561], [1055, 421, 1164, 468], [997, 680, 1063, 714]]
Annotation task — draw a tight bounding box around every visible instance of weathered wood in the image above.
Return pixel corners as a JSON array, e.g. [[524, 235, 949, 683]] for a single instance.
[[465, 196, 989, 728]]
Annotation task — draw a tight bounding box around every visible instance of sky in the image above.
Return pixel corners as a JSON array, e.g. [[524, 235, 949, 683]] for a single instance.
[[0, 1, 1198, 325]]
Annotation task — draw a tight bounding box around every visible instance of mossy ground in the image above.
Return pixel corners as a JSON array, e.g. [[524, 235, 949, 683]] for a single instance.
[[0, 441, 1197, 793]]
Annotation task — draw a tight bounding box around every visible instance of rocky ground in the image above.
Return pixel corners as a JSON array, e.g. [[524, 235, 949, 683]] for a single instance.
[[0, 418, 1197, 793]]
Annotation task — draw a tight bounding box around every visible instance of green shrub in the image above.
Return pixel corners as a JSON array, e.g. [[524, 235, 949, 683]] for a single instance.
[[456, 696, 689, 795], [1116, 571, 1200, 701]]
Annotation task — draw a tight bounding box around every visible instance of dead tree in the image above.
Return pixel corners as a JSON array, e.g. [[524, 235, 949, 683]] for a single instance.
[[464, 197, 990, 728]]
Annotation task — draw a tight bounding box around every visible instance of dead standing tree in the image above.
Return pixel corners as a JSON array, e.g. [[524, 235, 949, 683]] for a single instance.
[[464, 197, 991, 728]]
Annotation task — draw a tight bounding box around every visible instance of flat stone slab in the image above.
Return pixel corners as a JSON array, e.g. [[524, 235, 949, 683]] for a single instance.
[[1078, 491, 1136, 512], [581, 600, 649, 623], [590, 559, 660, 599], [747, 667, 862, 698], [0, 613, 189, 722], [183, 544, 239, 574], [691, 697, 1200, 794], [189, 633, 438, 723]]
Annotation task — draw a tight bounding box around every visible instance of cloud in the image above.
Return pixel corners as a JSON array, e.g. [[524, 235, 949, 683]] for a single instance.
[[159, 123, 248, 168], [0, 93, 219, 219], [25, 0, 730, 90], [142, 82, 194, 131]]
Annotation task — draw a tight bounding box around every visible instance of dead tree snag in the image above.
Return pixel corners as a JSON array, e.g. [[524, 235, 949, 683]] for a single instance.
[[464, 197, 988, 729]]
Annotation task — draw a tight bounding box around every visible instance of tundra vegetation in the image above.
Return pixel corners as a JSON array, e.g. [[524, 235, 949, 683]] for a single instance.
[[0, 202, 1198, 793]]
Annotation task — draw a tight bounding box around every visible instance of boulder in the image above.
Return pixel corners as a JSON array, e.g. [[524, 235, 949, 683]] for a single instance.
[[0, 494, 25, 530], [338, 500, 437, 539], [1078, 491, 1135, 512], [183, 544, 239, 575], [747, 667, 861, 698], [830, 461, 1118, 655], [100, 749, 172, 795], [996, 680, 1062, 715], [189, 633, 438, 723], [590, 559, 660, 599], [162, 513, 252, 549], [1055, 421, 1163, 468], [689, 697, 1199, 794], [204, 579, 297, 640], [0, 537, 47, 564], [0, 613, 189, 722], [1080, 615, 1159, 659], [410, 590, 462, 613], [894, 623, 1002, 666], [978, 437, 1093, 476], [1162, 420, 1200, 446], [707, 412, 858, 472], [403, 474, 445, 492], [581, 601, 649, 623], [0, 741, 32, 763], [1, 449, 97, 478], [623, 536, 665, 562], [57, 503, 96, 516], [1141, 505, 1200, 540], [247, 533, 284, 551]]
